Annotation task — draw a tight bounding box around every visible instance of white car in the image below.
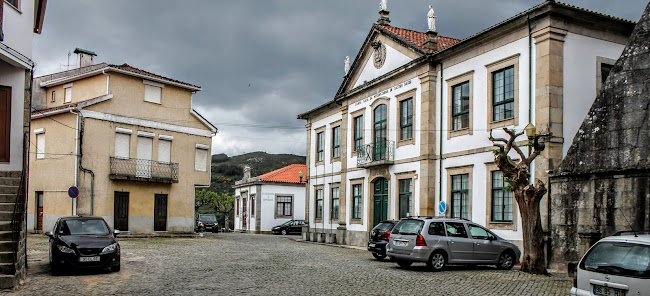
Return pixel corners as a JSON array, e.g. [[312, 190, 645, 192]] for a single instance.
[[571, 231, 650, 296]]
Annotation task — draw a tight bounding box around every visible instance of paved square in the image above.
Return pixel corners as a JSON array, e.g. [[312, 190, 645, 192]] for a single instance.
[[12, 233, 571, 295]]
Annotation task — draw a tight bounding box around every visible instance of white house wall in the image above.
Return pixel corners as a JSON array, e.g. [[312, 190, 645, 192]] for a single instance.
[[562, 32, 625, 156], [259, 184, 305, 232], [0, 63, 26, 171], [353, 44, 413, 88], [1, 0, 35, 60]]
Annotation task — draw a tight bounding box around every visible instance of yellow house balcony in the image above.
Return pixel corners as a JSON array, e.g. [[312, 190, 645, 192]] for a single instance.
[[109, 157, 179, 183], [356, 140, 395, 168]]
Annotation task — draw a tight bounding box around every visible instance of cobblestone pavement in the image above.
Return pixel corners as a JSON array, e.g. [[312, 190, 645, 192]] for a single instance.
[[6, 233, 571, 295]]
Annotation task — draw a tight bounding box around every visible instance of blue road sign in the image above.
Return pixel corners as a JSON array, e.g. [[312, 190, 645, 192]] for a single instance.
[[68, 186, 79, 198], [439, 201, 446, 214]]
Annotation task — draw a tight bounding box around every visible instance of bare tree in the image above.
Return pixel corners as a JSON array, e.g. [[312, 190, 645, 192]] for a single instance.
[[489, 127, 549, 275]]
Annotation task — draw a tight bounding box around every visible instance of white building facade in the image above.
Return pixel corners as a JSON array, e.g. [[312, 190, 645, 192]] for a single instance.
[[233, 164, 306, 233], [298, 2, 635, 247]]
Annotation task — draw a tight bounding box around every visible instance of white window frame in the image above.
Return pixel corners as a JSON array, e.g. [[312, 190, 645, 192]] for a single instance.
[[195, 144, 209, 171], [34, 128, 45, 159], [63, 83, 73, 103], [143, 80, 164, 104]]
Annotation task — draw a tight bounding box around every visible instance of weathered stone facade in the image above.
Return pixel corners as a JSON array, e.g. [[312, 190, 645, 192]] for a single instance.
[[549, 3, 650, 272]]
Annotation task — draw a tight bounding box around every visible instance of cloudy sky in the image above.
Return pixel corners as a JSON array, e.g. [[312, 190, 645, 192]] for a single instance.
[[32, 0, 647, 157]]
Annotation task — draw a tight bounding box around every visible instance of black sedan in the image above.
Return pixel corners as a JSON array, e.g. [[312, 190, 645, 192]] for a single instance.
[[271, 220, 304, 235], [367, 220, 398, 261], [46, 216, 121, 273]]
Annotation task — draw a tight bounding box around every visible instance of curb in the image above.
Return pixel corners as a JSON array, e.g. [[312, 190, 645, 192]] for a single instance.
[[293, 238, 367, 251]]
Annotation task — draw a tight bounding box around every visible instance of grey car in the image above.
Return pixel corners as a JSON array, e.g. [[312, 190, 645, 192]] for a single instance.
[[386, 217, 521, 271]]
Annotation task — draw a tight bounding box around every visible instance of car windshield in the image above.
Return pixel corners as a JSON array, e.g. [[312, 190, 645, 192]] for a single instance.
[[580, 241, 650, 279], [282, 221, 293, 226], [373, 222, 394, 232], [392, 219, 424, 235], [200, 215, 217, 223], [59, 219, 110, 236]]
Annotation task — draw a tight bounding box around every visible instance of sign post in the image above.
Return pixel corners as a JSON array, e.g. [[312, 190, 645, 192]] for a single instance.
[[68, 186, 79, 216], [439, 200, 446, 216]]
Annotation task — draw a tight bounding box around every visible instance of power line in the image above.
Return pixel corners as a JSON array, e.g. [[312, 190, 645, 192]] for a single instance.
[[31, 107, 78, 130]]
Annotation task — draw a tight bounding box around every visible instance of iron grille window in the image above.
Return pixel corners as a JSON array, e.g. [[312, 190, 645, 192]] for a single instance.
[[451, 174, 469, 219], [400, 98, 413, 140], [352, 184, 362, 219], [492, 66, 515, 122], [331, 187, 339, 220], [398, 179, 412, 219], [332, 126, 340, 158], [353, 115, 363, 152], [315, 189, 323, 219], [491, 171, 513, 222], [316, 132, 324, 161], [276, 196, 292, 216], [452, 81, 470, 130]]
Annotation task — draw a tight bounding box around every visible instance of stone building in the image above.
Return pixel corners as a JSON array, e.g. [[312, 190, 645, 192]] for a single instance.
[[549, 2, 650, 272], [233, 164, 306, 233], [297, 0, 635, 247], [28, 50, 217, 234]]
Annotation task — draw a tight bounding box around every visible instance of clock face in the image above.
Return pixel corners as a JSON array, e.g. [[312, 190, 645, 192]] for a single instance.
[[373, 42, 386, 69]]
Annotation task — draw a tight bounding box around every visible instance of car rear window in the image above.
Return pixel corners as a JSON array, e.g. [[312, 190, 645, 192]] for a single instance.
[[580, 241, 650, 279], [428, 222, 445, 236], [373, 222, 394, 232], [392, 219, 424, 235]]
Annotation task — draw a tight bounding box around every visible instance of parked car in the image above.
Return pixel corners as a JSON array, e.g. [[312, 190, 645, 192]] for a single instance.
[[272, 220, 305, 235], [197, 214, 219, 233], [570, 231, 650, 296], [46, 216, 121, 273], [386, 217, 520, 271], [367, 220, 398, 261]]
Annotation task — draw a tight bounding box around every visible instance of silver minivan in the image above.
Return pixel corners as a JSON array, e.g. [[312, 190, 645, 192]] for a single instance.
[[571, 232, 650, 296], [386, 217, 521, 271]]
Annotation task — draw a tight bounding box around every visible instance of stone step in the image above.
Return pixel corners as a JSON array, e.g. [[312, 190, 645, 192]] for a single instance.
[[0, 263, 12, 275], [0, 204, 14, 212], [0, 195, 15, 203], [0, 212, 12, 221], [0, 186, 18, 195], [0, 274, 15, 289], [0, 171, 20, 178], [0, 241, 13, 253], [0, 232, 13, 241], [0, 178, 20, 186], [0, 252, 12, 264], [0, 222, 11, 232]]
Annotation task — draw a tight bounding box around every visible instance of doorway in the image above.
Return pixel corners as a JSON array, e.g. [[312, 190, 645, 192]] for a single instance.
[[114, 191, 129, 231], [373, 178, 388, 227], [242, 198, 247, 229], [154, 194, 168, 231], [36, 191, 43, 231]]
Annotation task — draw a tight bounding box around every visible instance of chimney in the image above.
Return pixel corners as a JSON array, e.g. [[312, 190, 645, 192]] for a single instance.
[[74, 48, 97, 68], [424, 31, 438, 51], [377, 10, 390, 26]]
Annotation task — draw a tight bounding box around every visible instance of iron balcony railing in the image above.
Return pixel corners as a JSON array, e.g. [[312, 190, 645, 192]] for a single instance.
[[356, 140, 395, 167], [110, 157, 179, 183]]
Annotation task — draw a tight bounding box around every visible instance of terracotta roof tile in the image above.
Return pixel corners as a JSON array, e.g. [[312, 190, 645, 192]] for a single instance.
[[258, 164, 307, 184], [31, 94, 108, 115], [377, 25, 460, 53], [109, 63, 201, 89]]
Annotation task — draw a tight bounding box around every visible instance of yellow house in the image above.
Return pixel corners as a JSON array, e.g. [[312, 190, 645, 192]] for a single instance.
[[27, 50, 217, 234]]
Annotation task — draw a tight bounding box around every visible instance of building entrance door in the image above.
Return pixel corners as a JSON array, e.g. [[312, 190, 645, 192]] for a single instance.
[[36, 192, 43, 231], [373, 178, 388, 227], [154, 194, 168, 231], [0, 86, 10, 163], [114, 191, 129, 231], [242, 198, 247, 229]]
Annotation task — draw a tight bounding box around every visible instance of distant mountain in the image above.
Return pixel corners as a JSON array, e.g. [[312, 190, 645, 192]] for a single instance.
[[206, 151, 306, 195]]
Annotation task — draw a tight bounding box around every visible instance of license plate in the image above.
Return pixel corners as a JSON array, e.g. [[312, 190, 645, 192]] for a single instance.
[[394, 240, 408, 247], [593, 285, 625, 296], [79, 256, 100, 262], [369, 243, 376, 247]]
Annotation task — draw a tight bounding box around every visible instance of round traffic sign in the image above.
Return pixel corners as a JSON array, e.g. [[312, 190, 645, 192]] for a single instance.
[[68, 186, 79, 198], [439, 201, 446, 214]]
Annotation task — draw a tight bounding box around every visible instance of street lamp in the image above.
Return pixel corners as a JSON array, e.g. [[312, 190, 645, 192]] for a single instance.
[[525, 123, 536, 140], [298, 170, 304, 183]]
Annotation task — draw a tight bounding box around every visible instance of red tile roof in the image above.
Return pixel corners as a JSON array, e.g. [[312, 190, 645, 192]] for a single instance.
[[378, 25, 460, 53], [31, 94, 110, 115], [109, 63, 201, 89], [258, 164, 307, 184]]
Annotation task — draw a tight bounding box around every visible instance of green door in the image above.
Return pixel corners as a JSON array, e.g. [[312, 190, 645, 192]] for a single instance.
[[373, 178, 389, 227]]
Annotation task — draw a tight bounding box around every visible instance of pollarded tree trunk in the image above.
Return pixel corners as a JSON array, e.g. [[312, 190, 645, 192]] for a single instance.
[[490, 128, 549, 275]]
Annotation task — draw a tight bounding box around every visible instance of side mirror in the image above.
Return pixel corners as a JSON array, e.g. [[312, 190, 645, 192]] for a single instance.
[[45, 231, 53, 238], [113, 229, 121, 237]]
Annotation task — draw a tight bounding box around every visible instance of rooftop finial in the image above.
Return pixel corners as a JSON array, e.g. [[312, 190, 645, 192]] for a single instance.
[[427, 5, 437, 32], [379, 0, 388, 11], [377, 0, 390, 25], [344, 56, 351, 75]]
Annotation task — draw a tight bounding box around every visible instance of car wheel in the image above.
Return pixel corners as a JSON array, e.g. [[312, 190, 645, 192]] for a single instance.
[[497, 251, 515, 270], [427, 251, 446, 271], [372, 252, 387, 261], [281, 229, 287, 235], [111, 265, 121, 272], [396, 260, 412, 268]]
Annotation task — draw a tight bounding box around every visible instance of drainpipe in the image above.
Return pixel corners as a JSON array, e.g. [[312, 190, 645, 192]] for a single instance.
[[72, 110, 95, 215], [72, 110, 79, 215], [438, 62, 444, 215], [102, 69, 110, 94], [25, 65, 35, 269]]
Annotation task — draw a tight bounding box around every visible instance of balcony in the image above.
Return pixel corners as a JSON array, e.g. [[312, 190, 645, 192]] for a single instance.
[[110, 157, 179, 183], [356, 141, 395, 168]]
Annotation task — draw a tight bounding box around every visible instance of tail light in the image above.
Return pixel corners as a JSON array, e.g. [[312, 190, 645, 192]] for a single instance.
[[416, 234, 427, 246], [380, 231, 390, 240]]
